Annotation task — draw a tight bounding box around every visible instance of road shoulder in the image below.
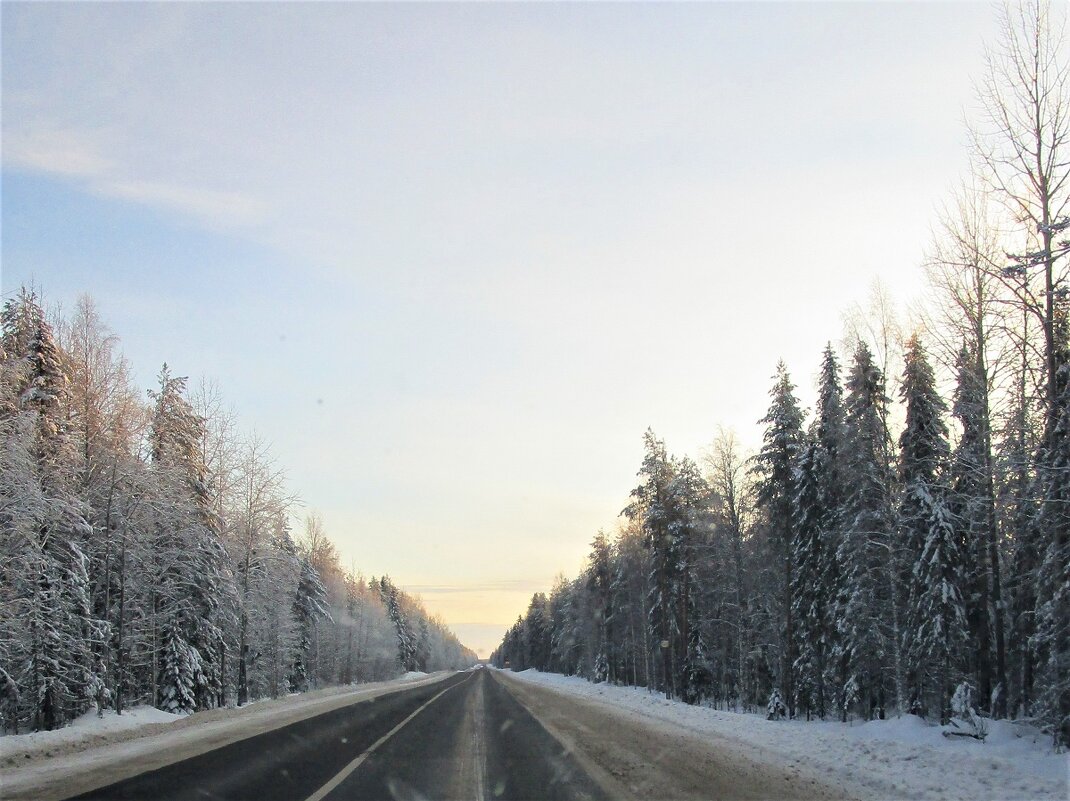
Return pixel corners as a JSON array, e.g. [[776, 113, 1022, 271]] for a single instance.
[[493, 670, 855, 801]]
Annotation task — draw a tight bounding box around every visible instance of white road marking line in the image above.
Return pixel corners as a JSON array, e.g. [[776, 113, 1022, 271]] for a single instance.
[[303, 675, 468, 801], [473, 673, 487, 801]]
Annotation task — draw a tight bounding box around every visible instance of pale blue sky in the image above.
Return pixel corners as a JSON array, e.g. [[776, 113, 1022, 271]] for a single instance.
[[3, 1, 999, 655]]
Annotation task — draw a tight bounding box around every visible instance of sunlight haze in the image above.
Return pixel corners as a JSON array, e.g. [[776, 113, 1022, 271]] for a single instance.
[[2, 1, 999, 657]]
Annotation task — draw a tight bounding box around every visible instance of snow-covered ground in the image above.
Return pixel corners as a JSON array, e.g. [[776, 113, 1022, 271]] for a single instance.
[[0, 671, 450, 801], [507, 669, 1068, 801], [4, 704, 182, 752]]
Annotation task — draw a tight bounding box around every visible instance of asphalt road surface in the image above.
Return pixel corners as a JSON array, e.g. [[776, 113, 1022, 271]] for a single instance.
[[64, 668, 608, 801]]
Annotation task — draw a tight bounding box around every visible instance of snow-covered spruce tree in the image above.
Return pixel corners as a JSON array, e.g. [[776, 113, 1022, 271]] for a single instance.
[[754, 361, 805, 717], [624, 432, 709, 701], [524, 592, 552, 673], [563, 572, 597, 678], [289, 552, 331, 692], [0, 289, 103, 730], [548, 574, 577, 675], [587, 530, 612, 682], [1001, 351, 1044, 720], [0, 411, 43, 733], [157, 617, 201, 715], [836, 342, 896, 720], [1034, 331, 1070, 748], [792, 345, 848, 720], [898, 337, 948, 660], [610, 521, 650, 689], [416, 618, 431, 673], [899, 335, 967, 723], [682, 590, 713, 705], [816, 346, 852, 719], [624, 430, 677, 698], [148, 366, 231, 712], [667, 457, 709, 705], [395, 588, 419, 674], [791, 437, 826, 719], [0, 414, 88, 731], [911, 492, 969, 725], [948, 343, 999, 715], [499, 617, 525, 670], [340, 573, 361, 685], [376, 576, 418, 674], [766, 686, 787, 720]]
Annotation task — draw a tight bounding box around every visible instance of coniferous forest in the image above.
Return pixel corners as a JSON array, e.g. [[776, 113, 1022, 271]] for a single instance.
[[493, 2, 1070, 748], [0, 290, 475, 734]]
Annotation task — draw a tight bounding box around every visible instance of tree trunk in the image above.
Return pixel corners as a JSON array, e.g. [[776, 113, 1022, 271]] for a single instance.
[[661, 593, 672, 701], [238, 613, 248, 706], [784, 533, 795, 718], [218, 636, 226, 708], [940, 652, 949, 725], [976, 344, 1008, 719], [115, 526, 127, 716]]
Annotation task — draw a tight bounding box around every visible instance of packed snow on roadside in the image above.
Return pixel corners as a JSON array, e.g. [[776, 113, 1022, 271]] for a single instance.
[[2, 705, 183, 755], [508, 669, 1068, 801]]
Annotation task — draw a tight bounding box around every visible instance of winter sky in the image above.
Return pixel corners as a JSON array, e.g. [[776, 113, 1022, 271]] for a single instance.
[[3, 2, 1000, 657]]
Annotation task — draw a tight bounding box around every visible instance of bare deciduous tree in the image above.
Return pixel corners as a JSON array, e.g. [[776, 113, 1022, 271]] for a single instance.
[[972, 0, 1070, 433]]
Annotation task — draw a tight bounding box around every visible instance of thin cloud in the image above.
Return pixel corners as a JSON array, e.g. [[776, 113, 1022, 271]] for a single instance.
[[5, 129, 113, 178], [5, 129, 269, 229], [100, 178, 269, 228]]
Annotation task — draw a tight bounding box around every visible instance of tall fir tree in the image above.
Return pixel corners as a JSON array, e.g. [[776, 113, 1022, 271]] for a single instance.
[[1034, 318, 1070, 747], [289, 553, 331, 692], [0, 289, 101, 730], [754, 361, 805, 716], [148, 366, 230, 711], [791, 437, 827, 718], [899, 336, 966, 723], [623, 433, 709, 700], [790, 345, 849, 720], [667, 457, 709, 704], [948, 344, 998, 714], [377, 576, 417, 674], [624, 430, 677, 698], [587, 532, 612, 683], [836, 342, 896, 720]]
